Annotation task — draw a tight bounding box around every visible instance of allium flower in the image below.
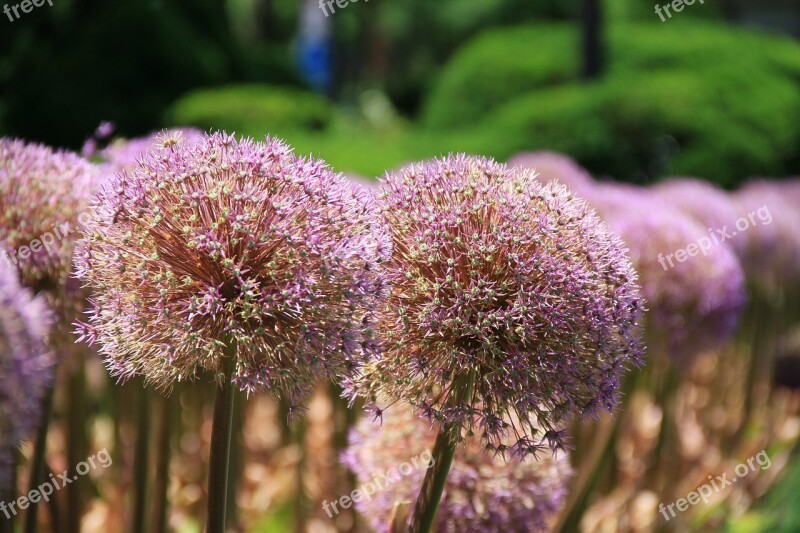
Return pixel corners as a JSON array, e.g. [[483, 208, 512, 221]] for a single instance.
[[0, 262, 54, 489], [507, 152, 594, 197], [651, 177, 745, 255], [733, 180, 800, 291], [348, 155, 644, 456], [592, 184, 746, 365], [99, 128, 205, 173], [75, 132, 386, 404], [341, 408, 573, 533], [0, 138, 99, 315]]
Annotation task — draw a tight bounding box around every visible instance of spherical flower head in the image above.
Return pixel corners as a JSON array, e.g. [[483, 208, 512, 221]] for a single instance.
[[733, 180, 800, 292], [651, 177, 745, 256], [0, 262, 54, 488], [0, 138, 99, 315], [507, 152, 594, 197], [342, 408, 573, 533], [593, 185, 746, 366], [348, 154, 644, 456], [75, 132, 387, 404]]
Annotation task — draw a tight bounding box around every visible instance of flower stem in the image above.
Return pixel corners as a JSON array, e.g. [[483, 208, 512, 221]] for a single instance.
[[23, 383, 55, 533], [132, 385, 151, 533], [207, 346, 237, 533], [409, 372, 474, 533], [66, 357, 87, 533], [151, 393, 173, 533], [408, 423, 458, 533]]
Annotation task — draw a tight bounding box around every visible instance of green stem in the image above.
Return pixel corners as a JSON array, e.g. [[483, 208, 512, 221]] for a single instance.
[[24, 383, 56, 533], [151, 393, 172, 533], [66, 358, 87, 533], [207, 346, 237, 533], [408, 423, 458, 533], [131, 385, 151, 533], [409, 373, 474, 533]]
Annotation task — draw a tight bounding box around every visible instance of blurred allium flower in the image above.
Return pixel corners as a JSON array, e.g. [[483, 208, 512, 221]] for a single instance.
[[733, 180, 800, 291], [781, 178, 800, 205], [0, 138, 99, 315], [592, 185, 746, 365], [507, 152, 594, 197], [342, 408, 573, 533], [0, 262, 53, 489], [348, 155, 644, 456], [75, 132, 386, 404], [99, 128, 205, 171], [652, 177, 745, 255]]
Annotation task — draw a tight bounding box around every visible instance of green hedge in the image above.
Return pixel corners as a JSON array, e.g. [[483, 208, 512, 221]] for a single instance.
[[165, 84, 333, 136], [424, 21, 800, 184]]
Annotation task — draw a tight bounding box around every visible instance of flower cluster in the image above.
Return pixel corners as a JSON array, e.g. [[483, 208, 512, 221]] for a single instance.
[[99, 128, 205, 175], [347, 154, 645, 456], [652, 177, 745, 255], [0, 262, 53, 488], [733, 180, 800, 291], [591, 186, 746, 366], [342, 408, 573, 533], [0, 138, 99, 315], [75, 132, 387, 404], [507, 151, 594, 196]]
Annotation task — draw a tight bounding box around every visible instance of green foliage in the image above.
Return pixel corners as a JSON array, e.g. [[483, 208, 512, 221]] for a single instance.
[[166, 85, 334, 135], [422, 25, 579, 129], [424, 21, 800, 185]]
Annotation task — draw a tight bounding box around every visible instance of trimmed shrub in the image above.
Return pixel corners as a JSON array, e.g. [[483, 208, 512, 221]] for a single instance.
[[165, 84, 333, 135], [426, 21, 800, 184]]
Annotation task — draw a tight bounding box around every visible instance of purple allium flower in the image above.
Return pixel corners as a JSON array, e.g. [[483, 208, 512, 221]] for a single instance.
[[347, 155, 644, 455], [0, 262, 54, 489], [99, 128, 205, 173], [342, 408, 573, 533], [75, 132, 387, 404], [0, 138, 99, 315], [651, 177, 745, 255], [592, 184, 746, 366], [507, 152, 594, 197], [733, 180, 800, 292]]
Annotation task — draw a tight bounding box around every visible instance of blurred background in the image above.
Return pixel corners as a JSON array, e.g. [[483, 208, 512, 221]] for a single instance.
[[2, 0, 800, 532], [1, 0, 799, 185]]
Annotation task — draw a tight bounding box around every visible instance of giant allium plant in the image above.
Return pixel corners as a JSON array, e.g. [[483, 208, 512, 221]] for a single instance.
[[733, 180, 800, 292], [75, 132, 386, 404], [0, 262, 53, 490], [349, 154, 644, 458], [591, 184, 746, 366], [507, 151, 594, 197], [652, 177, 745, 255], [0, 138, 98, 316], [98, 128, 205, 173], [342, 408, 572, 533]]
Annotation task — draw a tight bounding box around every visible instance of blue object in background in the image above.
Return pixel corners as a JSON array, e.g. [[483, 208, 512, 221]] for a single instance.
[[296, 0, 333, 94]]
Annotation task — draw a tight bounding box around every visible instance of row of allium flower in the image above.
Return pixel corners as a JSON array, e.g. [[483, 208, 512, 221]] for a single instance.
[[0, 130, 797, 532]]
